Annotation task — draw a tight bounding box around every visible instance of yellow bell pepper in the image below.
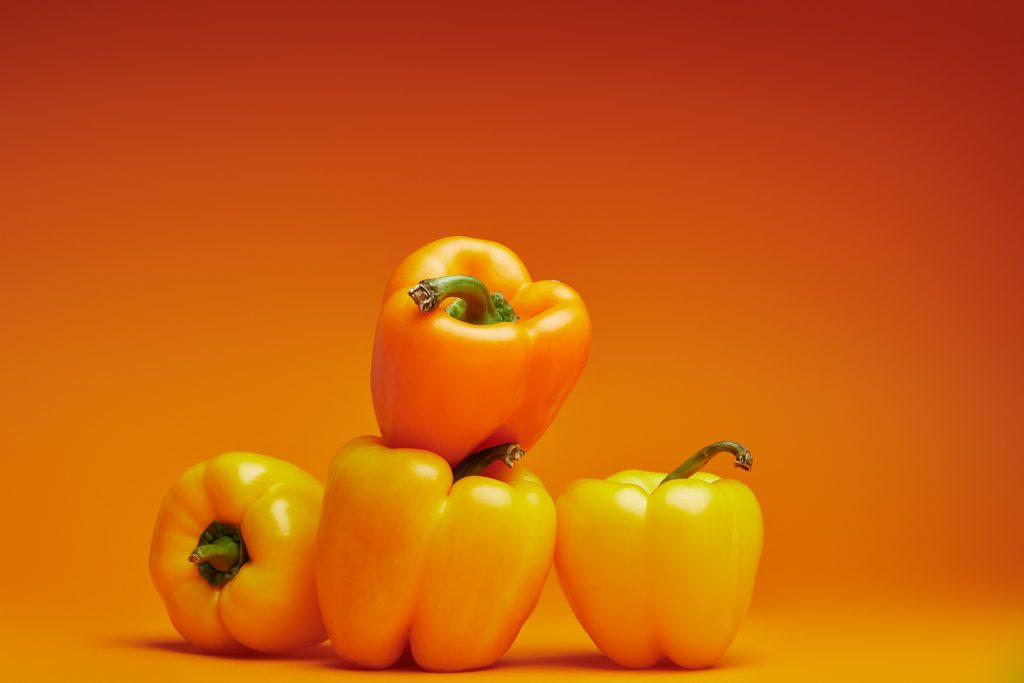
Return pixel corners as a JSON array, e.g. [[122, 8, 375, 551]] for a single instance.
[[555, 441, 762, 669], [149, 452, 327, 652], [316, 436, 555, 672]]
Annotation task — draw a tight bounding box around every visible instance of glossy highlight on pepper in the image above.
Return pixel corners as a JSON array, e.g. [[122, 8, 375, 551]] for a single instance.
[[555, 442, 763, 669], [371, 236, 591, 464], [315, 436, 556, 672], [149, 452, 327, 653]]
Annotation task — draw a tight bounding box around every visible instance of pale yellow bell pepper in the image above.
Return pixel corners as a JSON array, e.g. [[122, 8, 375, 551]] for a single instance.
[[555, 441, 763, 668]]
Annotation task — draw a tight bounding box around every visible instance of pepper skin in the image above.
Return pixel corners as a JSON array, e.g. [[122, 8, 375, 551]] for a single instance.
[[316, 436, 555, 672], [371, 236, 591, 464], [149, 452, 327, 653], [555, 442, 763, 669]]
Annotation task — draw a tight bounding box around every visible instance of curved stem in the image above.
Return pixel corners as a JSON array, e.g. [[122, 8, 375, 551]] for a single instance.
[[189, 536, 240, 573], [660, 441, 752, 486], [408, 275, 517, 325], [451, 443, 525, 482]]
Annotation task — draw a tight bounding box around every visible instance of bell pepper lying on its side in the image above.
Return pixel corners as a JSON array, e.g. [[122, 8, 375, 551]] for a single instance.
[[372, 236, 591, 464], [555, 442, 762, 669], [316, 436, 555, 672], [149, 452, 326, 652]]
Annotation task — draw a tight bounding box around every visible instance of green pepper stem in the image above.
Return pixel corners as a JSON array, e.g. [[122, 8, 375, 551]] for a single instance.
[[660, 441, 752, 486], [451, 443, 525, 482], [408, 275, 517, 325], [189, 536, 241, 573]]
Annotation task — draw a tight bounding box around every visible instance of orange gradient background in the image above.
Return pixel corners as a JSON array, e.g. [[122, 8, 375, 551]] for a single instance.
[[2, 2, 1022, 680]]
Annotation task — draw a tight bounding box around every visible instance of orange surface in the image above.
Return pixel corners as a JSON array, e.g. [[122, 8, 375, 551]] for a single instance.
[[2, 2, 1022, 680]]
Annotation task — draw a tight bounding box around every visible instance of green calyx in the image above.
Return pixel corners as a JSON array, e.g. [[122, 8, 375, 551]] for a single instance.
[[659, 441, 753, 486], [408, 275, 518, 325], [189, 521, 248, 586]]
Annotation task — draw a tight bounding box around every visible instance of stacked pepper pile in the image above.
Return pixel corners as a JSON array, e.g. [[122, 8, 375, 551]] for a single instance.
[[149, 236, 763, 671]]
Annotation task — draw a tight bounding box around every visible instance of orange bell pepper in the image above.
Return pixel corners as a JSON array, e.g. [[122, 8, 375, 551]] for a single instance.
[[315, 436, 555, 671], [371, 236, 591, 464]]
